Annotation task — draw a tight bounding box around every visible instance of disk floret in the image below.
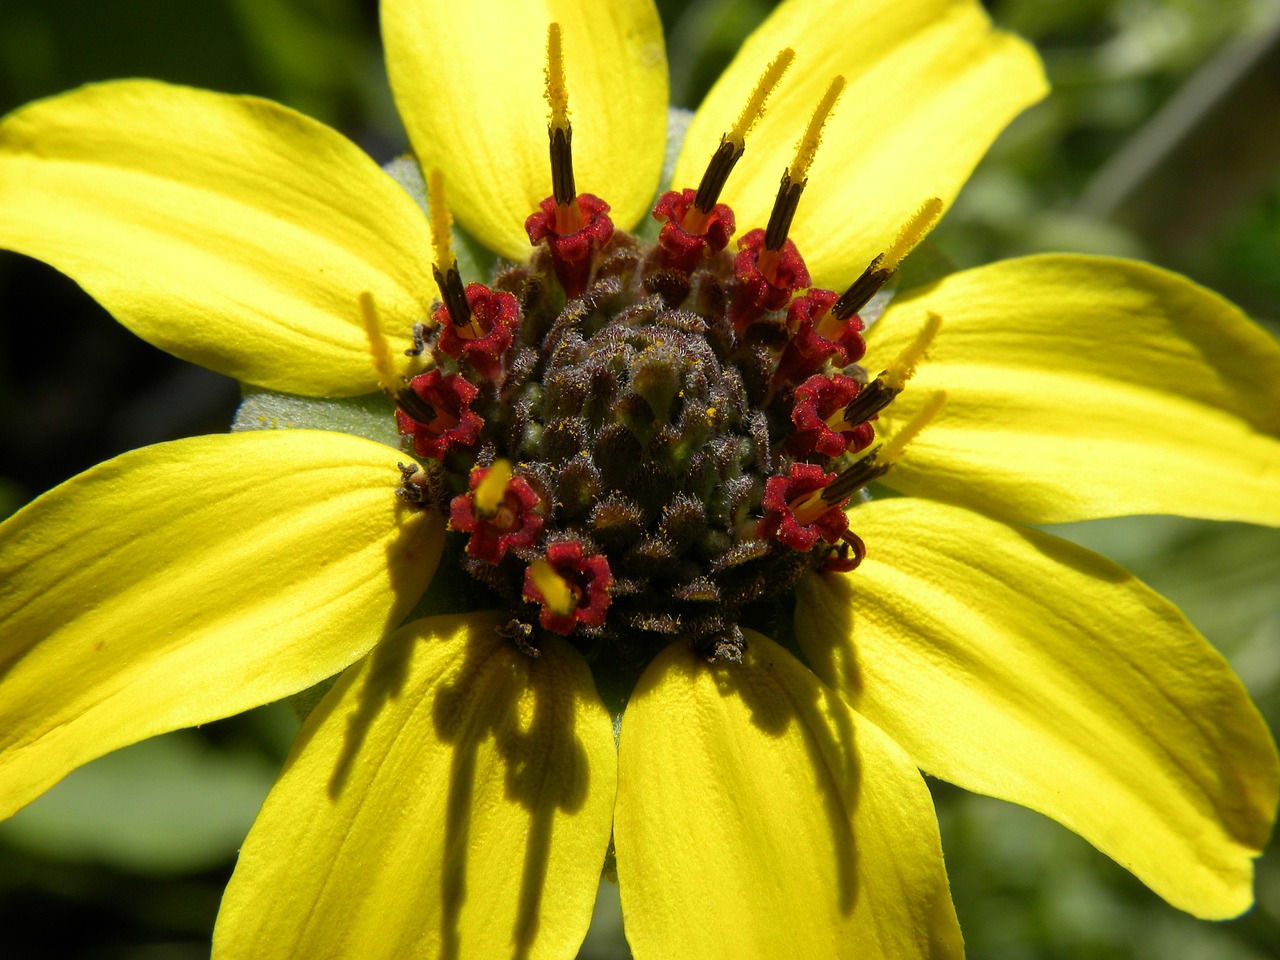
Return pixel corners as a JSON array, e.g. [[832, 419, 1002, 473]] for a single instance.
[[392, 33, 940, 665], [396, 185, 902, 665]]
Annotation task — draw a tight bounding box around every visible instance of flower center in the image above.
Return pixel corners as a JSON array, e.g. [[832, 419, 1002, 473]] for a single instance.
[[389, 27, 944, 668]]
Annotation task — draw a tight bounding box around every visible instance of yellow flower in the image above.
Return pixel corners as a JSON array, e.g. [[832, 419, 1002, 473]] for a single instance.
[[1, 0, 1278, 957]]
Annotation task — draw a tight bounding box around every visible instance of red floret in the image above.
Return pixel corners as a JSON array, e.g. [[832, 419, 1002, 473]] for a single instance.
[[788, 373, 876, 459], [773, 289, 866, 386], [650, 188, 736, 275], [757, 462, 849, 552], [436, 284, 519, 381], [522, 540, 613, 635], [394, 370, 483, 460], [730, 228, 810, 335], [449, 466, 543, 564], [525, 193, 614, 299]]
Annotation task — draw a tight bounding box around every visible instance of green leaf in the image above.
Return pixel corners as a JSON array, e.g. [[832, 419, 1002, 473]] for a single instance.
[[232, 389, 402, 449], [0, 726, 281, 874]]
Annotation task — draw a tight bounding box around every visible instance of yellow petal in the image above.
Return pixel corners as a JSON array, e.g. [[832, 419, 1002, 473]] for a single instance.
[[214, 612, 616, 960], [383, 0, 668, 261], [0, 80, 435, 396], [796, 497, 1280, 918], [614, 632, 962, 960], [673, 0, 1046, 289], [0, 430, 442, 820], [867, 254, 1280, 524]]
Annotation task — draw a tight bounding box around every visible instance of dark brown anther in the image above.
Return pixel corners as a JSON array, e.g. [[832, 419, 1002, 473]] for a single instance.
[[693, 139, 743, 215], [822, 454, 888, 504], [550, 125, 576, 208], [432, 263, 473, 330], [840, 374, 899, 425], [395, 386, 438, 425], [832, 254, 893, 321], [763, 170, 804, 253]]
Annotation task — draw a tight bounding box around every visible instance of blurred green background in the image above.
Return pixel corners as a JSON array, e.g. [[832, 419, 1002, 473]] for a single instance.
[[0, 1, 1277, 957]]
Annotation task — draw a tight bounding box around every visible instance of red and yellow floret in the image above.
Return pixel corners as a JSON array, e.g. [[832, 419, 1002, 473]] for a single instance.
[[394, 370, 483, 460], [523, 541, 614, 635], [758, 462, 850, 552], [436, 285, 520, 381], [449, 460, 544, 563], [788, 373, 875, 459]]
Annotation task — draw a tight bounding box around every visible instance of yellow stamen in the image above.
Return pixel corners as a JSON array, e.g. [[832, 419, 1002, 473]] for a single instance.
[[880, 197, 944, 273], [544, 23, 582, 229], [878, 391, 948, 464], [728, 48, 795, 150], [359, 292, 396, 393], [545, 23, 570, 134], [555, 197, 584, 234], [685, 48, 796, 234], [884, 312, 943, 391], [756, 246, 781, 282], [530, 559, 576, 615], [475, 459, 513, 517], [761, 75, 844, 262], [426, 168, 455, 272], [681, 206, 712, 235], [832, 200, 945, 322], [427, 168, 483, 338], [815, 309, 850, 343], [787, 76, 845, 184], [825, 406, 851, 430]]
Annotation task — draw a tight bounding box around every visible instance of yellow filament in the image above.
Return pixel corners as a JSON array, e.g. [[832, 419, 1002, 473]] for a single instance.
[[881, 197, 944, 272], [554, 198, 583, 234], [788, 76, 845, 183], [756, 246, 781, 284], [545, 23, 570, 132], [359, 292, 396, 392], [884, 312, 943, 390], [530, 559, 576, 615], [475, 459, 513, 516], [879, 391, 948, 464], [790, 488, 830, 525], [426, 168, 455, 270], [682, 206, 711, 233], [728, 48, 796, 149], [816, 308, 850, 342]]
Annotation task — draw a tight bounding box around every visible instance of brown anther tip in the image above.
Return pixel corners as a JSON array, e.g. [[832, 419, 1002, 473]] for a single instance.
[[548, 125, 577, 209], [842, 374, 898, 425], [824, 454, 887, 503], [396, 386, 437, 426], [691, 137, 743, 218], [833, 255, 892, 321], [432, 263, 473, 331], [763, 170, 804, 253]]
